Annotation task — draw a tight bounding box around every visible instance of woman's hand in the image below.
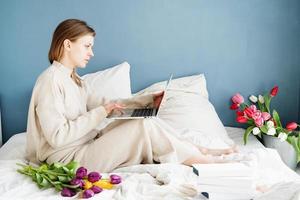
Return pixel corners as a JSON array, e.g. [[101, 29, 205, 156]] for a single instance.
[[104, 102, 125, 115], [153, 91, 164, 108]]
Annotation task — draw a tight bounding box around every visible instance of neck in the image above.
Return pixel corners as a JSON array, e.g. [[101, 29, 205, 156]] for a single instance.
[[58, 57, 76, 70]]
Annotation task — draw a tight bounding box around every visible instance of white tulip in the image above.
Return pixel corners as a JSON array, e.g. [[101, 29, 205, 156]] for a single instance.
[[267, 127, 276, 136], [258, 95, 265, 104], [278, 132, 287, 142], [252, 127, 260, 135], [249, 95, 258, 103], [267, 121, 274, 128]]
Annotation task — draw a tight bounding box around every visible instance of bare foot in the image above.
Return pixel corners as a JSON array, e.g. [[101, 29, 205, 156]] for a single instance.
[[198, 145, 239, 156], [256, 185, 269, 193], [183, 154, 236, 166]]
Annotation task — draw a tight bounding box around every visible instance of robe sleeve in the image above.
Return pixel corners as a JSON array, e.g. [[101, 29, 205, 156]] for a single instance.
[[35, 77, 107, 149], [115, 94, 154, 108]]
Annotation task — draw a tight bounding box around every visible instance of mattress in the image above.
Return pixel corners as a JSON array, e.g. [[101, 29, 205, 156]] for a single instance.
[[0, 127, 299, 200]]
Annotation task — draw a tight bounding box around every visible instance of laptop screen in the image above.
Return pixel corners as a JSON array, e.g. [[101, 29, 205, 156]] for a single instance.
[[156, 74, 173, 115]]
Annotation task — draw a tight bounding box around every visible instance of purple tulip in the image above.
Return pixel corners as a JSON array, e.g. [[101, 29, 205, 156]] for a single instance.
[[70, 178, 84, 188], [76, 167, 87, 179], [110, 174, 122, 184], [82, 189, 94, 199], [61, 187, 76, 197], [90, 185, 103, 194], [87, 172, 101, 183]]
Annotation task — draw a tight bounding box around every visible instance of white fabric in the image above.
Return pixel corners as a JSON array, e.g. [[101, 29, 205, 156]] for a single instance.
[[0, 128, 300, 200], [0, 133, 26, 160], [135, 74, 234, 147], [82, 61, 132, 107], [135, 74, 209, 99], [82, 61, 132, 130], [0, 107, 2, 147]]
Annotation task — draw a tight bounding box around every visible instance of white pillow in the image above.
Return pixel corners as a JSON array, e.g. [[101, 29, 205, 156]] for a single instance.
[[135, 74, 234, 148], [82, 62, 132, 130], [135, 74, 209, 99], [83, 61, 132, 109], [0, 132, 26, 160]]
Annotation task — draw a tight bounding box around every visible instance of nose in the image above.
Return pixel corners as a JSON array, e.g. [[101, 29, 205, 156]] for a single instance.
[[89, 49, 94, 57]]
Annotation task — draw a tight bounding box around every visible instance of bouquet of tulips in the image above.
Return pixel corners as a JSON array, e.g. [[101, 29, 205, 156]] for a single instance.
[[17, 161, 121, 198], [229, 86, 300, 163]]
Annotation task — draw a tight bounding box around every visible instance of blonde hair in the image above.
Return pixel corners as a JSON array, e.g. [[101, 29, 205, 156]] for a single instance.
[[48, 19, 96, 87]]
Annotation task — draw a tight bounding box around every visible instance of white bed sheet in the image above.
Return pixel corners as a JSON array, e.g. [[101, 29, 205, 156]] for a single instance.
[[0, 127, 299, 200]]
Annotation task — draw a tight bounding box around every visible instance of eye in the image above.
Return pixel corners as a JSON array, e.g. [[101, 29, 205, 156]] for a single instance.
[[85, 44, 91, 48]]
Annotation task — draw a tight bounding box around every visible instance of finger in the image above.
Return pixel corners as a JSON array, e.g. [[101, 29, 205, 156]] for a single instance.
[[154, 91, 164, 97], [114, 103, 125, 109]]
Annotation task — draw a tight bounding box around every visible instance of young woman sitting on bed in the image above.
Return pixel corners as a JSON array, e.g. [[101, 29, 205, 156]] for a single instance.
[[25, 19, 237, 172]]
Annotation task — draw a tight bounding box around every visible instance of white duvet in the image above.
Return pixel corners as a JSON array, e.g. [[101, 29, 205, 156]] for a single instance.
[[0, 127, 300, 200]]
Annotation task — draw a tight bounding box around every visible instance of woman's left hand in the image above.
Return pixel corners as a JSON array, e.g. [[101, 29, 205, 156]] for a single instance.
[[153, 91, 164, 108]]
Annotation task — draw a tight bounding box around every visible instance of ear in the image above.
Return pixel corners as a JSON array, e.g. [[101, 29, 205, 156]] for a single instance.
[[63, 39, 72, 51]]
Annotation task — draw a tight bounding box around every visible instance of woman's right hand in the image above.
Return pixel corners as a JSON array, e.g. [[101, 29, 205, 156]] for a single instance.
[[104, 102, 125, 115]]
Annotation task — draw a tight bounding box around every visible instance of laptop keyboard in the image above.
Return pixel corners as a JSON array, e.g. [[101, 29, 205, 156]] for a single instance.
[[131, 108, 155, 117]]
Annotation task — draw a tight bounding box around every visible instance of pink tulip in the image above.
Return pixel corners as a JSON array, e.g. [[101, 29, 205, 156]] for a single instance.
[[270, 86, 278, 97], [230, 103, 239, 110], [232, 93, 244, 104], [244, 105, 257, 118], [254, 117, 264, 127], [252, 110, 262, 120], [286, 122, 298, 131], [236, 116, 248, 123], [261, 112, 271, 121]]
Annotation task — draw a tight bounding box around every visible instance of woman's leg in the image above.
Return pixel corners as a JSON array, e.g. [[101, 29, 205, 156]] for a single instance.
[[77, 118, 234, 172], [77, 119, 155, 172]]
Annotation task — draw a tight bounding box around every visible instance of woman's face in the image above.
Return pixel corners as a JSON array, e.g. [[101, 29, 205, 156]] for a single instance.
[[68, 34, 94, 68]]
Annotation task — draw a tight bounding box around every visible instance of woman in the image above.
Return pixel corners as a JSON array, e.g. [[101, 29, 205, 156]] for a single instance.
[[26, 19, 236, 172]]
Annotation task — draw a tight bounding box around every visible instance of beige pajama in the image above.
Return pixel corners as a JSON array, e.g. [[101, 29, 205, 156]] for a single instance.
[[77, 118, 200, 172], [26, 61, 200, 172]]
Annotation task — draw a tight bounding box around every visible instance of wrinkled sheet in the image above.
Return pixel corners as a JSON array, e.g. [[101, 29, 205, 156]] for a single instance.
[[0, 127, 299, 200]]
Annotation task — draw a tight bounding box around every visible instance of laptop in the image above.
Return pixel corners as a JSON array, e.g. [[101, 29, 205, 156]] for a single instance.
[[107, 75, 173, 119]]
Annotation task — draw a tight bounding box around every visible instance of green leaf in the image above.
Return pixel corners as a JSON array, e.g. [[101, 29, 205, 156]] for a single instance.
[[39, 176, 51, 188], [243, 126, 255, 145], [53, 162, 63, 169], [65, 161, 79, 171], [260, 125, 268, 134], [258, 101, 264, 112], [57, 175, 71, 183], [31, 173, 36, 182], [55, 184, 63, 191], [246, 119, 255, 126], [288, 136, 300, 163], [38, 164, 48, 172], [62, 166, 70, 174], [35, 173, 43, 184], [264, 94, 271, 113], [47, 174, 57, 181], [272, 110, 282, 128]]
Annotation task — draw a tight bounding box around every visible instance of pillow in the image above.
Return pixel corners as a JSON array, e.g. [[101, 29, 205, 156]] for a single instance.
[[82, 62, 132, 130], [82, 61, 132, 109], [135, 74, 234, 148], [135, 74, 209, 99], [0, 132, 26, 160]]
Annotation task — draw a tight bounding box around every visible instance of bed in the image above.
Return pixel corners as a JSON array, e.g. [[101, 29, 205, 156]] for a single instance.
[[0, 127, 299, 200], [0, 62, 300, 200]]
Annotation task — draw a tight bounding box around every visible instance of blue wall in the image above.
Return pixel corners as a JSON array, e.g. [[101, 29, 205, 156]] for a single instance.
[[0, 0, 300, 143]]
